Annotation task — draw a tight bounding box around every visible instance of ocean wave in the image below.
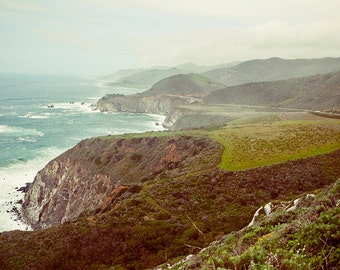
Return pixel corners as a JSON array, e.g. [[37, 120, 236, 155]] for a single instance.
[[0, 146, 65, 232], [42, 102, 97, 113], [17, 137, 37, 142], [18, 114, 49, 119], [87, 96, 102, 100], [0, 125, 15, 133], [144, 114, 167, 131], [0, 125, 44, 137]]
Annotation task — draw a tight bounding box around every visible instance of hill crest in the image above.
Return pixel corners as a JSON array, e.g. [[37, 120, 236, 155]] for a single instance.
[[204, 71, 340, 110], [203, 56, 340, 86]]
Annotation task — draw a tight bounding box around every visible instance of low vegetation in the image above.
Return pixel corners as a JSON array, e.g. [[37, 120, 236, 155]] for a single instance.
[[0, 113, 339, 269], [209, 115, 340, 171], [161, 178, 340, 269]]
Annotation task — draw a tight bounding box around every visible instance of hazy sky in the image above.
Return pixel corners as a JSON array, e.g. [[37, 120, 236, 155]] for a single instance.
[[1, 0, 340, 75]]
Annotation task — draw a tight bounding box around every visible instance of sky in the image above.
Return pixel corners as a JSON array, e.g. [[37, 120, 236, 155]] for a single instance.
[[1, 0, 340, 76]]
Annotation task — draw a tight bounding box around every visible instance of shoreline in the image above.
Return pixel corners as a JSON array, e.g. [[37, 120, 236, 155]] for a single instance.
[[0, 113, 167, 233]]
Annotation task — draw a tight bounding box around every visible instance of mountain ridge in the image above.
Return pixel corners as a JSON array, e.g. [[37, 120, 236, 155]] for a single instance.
[[204, 71, 340, 110], [203, 56, 340, 86], [101, 62, 238, 89]]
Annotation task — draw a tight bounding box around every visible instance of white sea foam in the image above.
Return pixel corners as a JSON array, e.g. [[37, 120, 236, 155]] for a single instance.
[[87, 96, 102, 100], [145, 114, 167, 131], [45, 102, 97, 113], [0, 125, 15, 133], [0, 125, 44, 137], [0, 147, 64, 232], [30, 115, 49, 119], [18, 114, 49, 119]]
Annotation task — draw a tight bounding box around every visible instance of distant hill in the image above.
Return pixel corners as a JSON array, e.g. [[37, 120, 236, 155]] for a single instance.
[[203, 57, 340, 86], [204, 71, 340, 110], [96, 73, 224, 114], [101, 62, 239, 89], [141, 73, 225, 97], [99, 68, 146, 82], [108, 68, 190, 89]]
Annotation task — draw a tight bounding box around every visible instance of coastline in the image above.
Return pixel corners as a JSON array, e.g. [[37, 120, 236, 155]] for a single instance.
[[0, 113, 167, 232], [0, 149, 63, 232]]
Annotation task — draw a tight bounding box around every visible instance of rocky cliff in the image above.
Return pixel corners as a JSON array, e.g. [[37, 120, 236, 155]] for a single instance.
[[163, 107, 235, 130], [96, 93, 199, 115], [95, 73, 224, 116], [2, 116, 339, 269], [22, 135, 222, 229]]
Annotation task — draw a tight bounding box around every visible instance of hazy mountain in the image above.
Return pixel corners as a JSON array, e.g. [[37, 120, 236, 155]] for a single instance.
[[99, 68, 146, 82], [203, 57, 340, 86], [204, 71, 340, 110], [100, 62, 239, 89], [108, 68, 191, 89], [141, 73, 225, 97]]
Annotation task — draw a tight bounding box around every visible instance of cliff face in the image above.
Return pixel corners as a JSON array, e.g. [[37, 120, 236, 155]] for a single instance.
[[22, 135, 222, 229], [163, 107, 234, 130], [3, 123, 339, 269], [96, 94, 199, 115], [95, 73, 223, 116]]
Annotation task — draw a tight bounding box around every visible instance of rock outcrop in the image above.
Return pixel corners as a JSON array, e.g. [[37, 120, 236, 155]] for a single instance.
[[96, 93, 199, 115], [22, 135, 222, 229], [95, 73, 224, 116]]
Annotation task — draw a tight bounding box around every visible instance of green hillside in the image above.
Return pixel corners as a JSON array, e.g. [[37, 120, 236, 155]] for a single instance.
[[204, 71, 340, 110], [158, 178, 340, 269], [0, 113, 339, 269], [142, 73, 225, 97]]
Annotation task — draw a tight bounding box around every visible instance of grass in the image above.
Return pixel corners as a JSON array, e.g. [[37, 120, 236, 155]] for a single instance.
[[208, 117, 340, 171], [1, 112, 339, 269], [102, 112, 340, 172]]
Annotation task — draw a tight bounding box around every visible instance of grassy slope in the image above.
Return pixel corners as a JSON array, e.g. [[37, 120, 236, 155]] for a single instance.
[[0, 113, 339, 269], [209, 115, 340, 171]]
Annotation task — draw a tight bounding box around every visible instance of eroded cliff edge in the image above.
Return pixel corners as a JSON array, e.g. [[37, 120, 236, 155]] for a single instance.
[[7, 124, 340, 269], [22, 135, 222, 229]]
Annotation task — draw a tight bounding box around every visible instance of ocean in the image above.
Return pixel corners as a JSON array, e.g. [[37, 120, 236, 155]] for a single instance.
[[0, 74, 165, 232]]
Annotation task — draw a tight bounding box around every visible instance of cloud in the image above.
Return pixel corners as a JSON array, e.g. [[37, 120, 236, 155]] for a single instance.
[[0, 1, 44, 11], [1, 0, 340, 74], [78, 0, 340, 23], [130, 20, 340, 66]]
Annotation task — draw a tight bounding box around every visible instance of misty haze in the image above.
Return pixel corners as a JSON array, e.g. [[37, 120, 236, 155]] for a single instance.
[[0, 1, 339, 269]]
